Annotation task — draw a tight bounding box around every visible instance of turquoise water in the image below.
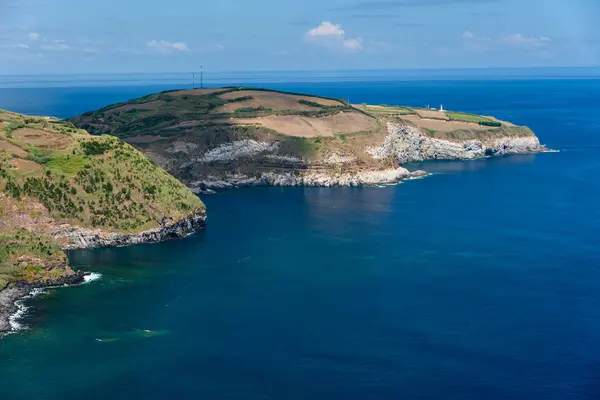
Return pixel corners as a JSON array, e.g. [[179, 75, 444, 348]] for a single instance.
[[1, 76, 600, 399]]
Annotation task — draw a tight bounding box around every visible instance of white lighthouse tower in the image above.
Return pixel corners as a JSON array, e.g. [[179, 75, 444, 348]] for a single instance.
[[440, 104, 444, 112]]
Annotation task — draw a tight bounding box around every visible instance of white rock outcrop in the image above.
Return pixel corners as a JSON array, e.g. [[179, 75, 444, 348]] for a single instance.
[[191, 168, 427, 190], [196, 140, 279, 163], [366, 122, 545, 164]]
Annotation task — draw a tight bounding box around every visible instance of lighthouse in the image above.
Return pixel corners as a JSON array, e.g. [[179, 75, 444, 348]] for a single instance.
[[440, 104, 444, 112]]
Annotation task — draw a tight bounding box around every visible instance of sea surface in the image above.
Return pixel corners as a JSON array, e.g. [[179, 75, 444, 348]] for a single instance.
[[1, 72, 600, 399]]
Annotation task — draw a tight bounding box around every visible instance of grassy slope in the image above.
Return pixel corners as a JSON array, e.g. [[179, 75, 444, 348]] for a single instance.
[[0, 109, 205, 288], [71, 87, 392, 174]]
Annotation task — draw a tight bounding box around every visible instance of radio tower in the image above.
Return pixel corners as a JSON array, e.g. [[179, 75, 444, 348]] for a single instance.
[[192, 73, 196, 89], [200, 65, 204, 89]]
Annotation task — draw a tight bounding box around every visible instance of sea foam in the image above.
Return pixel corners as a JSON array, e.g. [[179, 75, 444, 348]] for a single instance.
[[7, 273, 102, 333], [8, 288, 45, 332], [84, 272, 103, 284]]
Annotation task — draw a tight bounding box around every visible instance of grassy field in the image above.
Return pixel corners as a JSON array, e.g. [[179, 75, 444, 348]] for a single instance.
[[359, 105, 416, 116], [446, 111, 494, 124], [0, 109, 205, 287]]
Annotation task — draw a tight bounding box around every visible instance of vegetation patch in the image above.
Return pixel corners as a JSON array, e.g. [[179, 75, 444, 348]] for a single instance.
[[81, 139, 112, 156], [234, 106, 273, 113], [478, 121, 502, 127], [46, 156, 88, 174], [0, 109, 206, 290], [447, 111, 493, 124]]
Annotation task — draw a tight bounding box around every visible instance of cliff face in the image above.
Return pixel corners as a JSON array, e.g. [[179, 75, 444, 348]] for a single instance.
[[54, 209, 206, 250], [367, 122, 545, 164], [186, 121, 544, 190]]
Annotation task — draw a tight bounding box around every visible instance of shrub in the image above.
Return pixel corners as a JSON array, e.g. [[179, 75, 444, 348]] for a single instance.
[[226, 96, 253, 103], [235, 106, 272, 113], [478, 121, 502, 127], [5, 179, 22, 199], [81, 140, 112, 156], [27, 147, 53, 164], [298, 100, 324, 108], [3, 119, 26, 137]]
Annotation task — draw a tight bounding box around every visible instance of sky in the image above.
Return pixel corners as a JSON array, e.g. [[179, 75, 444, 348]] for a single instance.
[[0, 0, 599, 74]]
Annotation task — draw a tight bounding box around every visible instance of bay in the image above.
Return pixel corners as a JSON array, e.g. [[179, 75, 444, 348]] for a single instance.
[[1, 74, 599, 399]]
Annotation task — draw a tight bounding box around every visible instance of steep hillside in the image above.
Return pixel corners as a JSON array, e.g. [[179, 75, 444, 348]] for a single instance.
[[71, 87, 545, 189], [0, 109, 205, 295]]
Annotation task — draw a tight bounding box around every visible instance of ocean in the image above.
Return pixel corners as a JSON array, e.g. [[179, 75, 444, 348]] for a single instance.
[[1, 72, 599, 399]]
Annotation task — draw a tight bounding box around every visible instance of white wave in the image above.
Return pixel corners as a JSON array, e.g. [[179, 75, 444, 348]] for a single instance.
[[406, 173, 431, 181], [83, 272, 102, 284], [8, 288, 45, 332], [5, 273, 101, 335]]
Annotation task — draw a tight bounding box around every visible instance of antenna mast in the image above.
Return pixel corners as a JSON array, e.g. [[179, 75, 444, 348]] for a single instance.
[[192, 73, 196, 89], [200, 65, 204, 89]]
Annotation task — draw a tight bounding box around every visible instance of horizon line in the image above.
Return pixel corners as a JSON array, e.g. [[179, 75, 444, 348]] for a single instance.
[[1, 65, 600, 77]]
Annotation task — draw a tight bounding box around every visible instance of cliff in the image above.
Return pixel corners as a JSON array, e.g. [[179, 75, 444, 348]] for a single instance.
[[71, 87, 546, 191], [368, 122, 544, 164], [0, 108, 206, 331]]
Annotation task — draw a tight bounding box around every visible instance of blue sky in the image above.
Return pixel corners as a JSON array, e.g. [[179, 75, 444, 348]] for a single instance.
[[1, 0, 598, 74]]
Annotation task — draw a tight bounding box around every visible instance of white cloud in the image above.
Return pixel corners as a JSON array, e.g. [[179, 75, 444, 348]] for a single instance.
[[502, 34, 551, 48], [307, 21, 345, 38], [215, 44, 225, 50], [343, 37, 363, 51], [28, 32, 39, 40], [147, 40, 190, 54], [462, 31, 474, 40], [305, 21, 363, 53]]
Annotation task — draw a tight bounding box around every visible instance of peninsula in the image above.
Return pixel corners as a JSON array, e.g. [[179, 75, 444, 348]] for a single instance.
[[1, 87, 546, 333], [0, 110, 205, 332], [71, 87, 545, 190]]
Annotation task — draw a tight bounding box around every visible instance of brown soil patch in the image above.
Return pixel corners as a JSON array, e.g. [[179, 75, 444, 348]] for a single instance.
[[12, 128, 73, 149], [229, 112, 376, 137], [415, 109, 449, 120], [168, 89, 226, 97], [0, 139, 27, 156], [11, 158, 42, 173], [403, 115, 489, 133], [216, 91, 344, 113], [114, 100, 166, 112]]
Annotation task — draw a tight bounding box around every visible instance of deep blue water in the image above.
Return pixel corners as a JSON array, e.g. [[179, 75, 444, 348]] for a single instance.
[[1, 76, 600, 399]]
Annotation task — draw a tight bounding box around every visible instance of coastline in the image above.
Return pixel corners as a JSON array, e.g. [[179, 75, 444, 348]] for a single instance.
[[0, 210, 206, 335], [0, 272, 86, 334], [190, 167, 428, 191], [53, 209, 207, 251]]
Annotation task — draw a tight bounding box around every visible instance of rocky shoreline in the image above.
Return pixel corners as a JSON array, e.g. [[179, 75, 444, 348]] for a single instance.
[[53, 209, 206, 251], [191, 167, 428, 191], [181, 122, 547, 193], [0, 209, 206, 334], [0, 272, 86, 334]]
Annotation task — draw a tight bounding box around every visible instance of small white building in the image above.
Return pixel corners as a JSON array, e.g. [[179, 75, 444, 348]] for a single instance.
[[439, 104, 444, 112]]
